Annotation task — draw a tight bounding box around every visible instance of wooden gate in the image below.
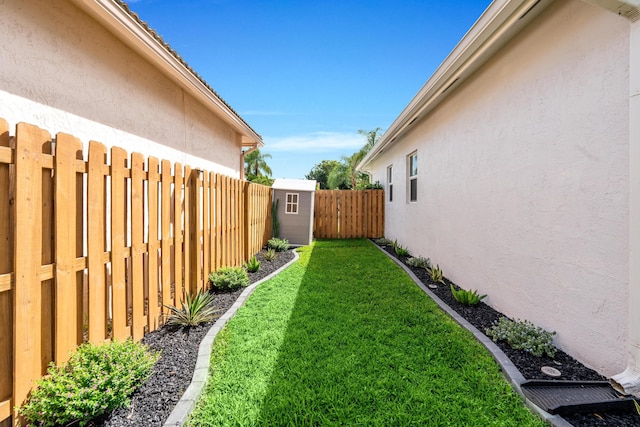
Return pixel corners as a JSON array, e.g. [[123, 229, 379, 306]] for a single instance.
[[313, 190, 384, 239]]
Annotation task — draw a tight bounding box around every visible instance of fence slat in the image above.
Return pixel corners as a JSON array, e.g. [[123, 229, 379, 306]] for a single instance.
[[87, 141, 108, 343], [110, 147, 128, 341], [160, 160, 171, 317], [147, 157, 160, 331], [183, 166, 192, 294], [0, 119, 12, 419], [130, 153, 145, 341], [173, 164, 183, 305], [203, 172, 210, 291], [214, 173, 222, 271], [54, 133, 83, 363], [13, 122, 47, 414]]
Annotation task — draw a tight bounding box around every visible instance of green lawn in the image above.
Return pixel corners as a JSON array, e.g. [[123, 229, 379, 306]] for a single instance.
[[188, 239, 544, 427]]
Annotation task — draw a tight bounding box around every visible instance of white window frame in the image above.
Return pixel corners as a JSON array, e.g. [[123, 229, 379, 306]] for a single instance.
[[408, 152, 417, 203], [285, 193, 299, 214], [387, 165, 393, 202]]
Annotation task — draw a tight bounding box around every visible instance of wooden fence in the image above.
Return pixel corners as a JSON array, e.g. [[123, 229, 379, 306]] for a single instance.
[[313, 190, 384, 239], [0, 119, 272, 425]]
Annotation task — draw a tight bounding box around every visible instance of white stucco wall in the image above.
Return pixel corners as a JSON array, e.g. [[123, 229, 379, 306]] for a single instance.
[[0, 0, 242, 176], [367, 0, 630, 376]]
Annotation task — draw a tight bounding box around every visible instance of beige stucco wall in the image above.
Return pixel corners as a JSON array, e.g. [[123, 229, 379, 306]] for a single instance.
[[368, 0, 630, 376], [0, 0, 242, 176]]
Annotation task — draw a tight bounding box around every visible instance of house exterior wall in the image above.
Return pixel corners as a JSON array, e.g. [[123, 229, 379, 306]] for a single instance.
[[0, 0, 242, 176], [274, 189, 314, 246], [366, 0, 630, 376]]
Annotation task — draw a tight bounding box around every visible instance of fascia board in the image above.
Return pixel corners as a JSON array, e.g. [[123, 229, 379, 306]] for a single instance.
[[358, 0, 552, 171], [70, 0, 263, 148]]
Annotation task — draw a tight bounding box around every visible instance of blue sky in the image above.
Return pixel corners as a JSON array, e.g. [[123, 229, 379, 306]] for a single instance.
[[127, 0, 492, 179]]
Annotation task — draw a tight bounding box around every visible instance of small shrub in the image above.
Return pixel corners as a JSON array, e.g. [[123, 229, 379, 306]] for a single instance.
[[244, 256, 261, 273], [485, 317, 557, 358], [450, 284, 486, 306], [263, 248, 277, 261], [164, 289, 218, 326], [407, 256, 431, 269], [374, 237, 393, 246], [18, 339, 158, 427], [268, 237, 289, 252], [634, 399, 640, 415], [209, 266, 250, 291], [394, 243, 410, 257], [427, 264, 445, 285]]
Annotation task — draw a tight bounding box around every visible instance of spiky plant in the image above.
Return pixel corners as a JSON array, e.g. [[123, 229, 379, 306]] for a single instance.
[[164, 290, 218, 326]]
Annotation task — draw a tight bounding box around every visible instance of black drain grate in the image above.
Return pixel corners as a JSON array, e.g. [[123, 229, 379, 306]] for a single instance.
[[520, 380, 636, 415]]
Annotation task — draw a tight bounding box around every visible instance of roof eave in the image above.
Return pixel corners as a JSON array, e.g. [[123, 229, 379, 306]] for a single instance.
[[70, 0, 263, 148], [358, 0, 554, 172]]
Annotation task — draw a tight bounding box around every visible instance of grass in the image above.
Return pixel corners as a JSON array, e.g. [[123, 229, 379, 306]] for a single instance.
[[188, 239, 544, 426]]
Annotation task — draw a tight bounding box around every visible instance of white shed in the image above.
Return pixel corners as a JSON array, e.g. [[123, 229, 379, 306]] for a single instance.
[[272, 179, 317, 246]]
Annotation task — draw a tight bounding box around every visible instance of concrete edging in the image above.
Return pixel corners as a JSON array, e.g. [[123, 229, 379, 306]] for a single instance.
[[163, 250, 300, 427], [373, 244, 573, 427]]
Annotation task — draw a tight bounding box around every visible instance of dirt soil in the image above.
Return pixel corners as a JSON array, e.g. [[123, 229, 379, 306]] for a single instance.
[[376, 241, 639, 427]]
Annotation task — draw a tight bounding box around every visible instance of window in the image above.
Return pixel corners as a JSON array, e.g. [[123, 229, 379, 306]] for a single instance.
[[408, 152, 417, 202], [285, 193, 299, 214], [387, 165, 393, 202]]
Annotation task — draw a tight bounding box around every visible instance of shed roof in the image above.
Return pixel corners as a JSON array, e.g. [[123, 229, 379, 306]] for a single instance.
[[272, 179, 317, 192]]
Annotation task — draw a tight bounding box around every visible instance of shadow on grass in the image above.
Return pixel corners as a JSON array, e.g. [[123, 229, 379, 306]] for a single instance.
[[251, 239, 544, 426]]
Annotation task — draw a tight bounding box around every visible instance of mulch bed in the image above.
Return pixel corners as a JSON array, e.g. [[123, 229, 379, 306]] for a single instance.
[[375, 240, 640, 427], [87, 249, 295, 427]]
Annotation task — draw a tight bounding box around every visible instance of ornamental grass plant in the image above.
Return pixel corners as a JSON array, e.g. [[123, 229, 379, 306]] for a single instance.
[[188, 239, 544, 427]]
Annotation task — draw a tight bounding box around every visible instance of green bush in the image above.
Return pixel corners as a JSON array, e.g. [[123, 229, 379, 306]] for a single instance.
[[18, 339, 158, 427], [485, 317, 557, 357], [263, 248, 277, 261], [450, 284, 486, 306], [209, 266, 250, 291], [427, 264, 445, 285], [407, 256, 431, 269], [393, 242, 410, 257], [164, 289, 218, 326], [244, 256, 261, 273], [268, 238, 289, 252], [374, 237, 393, 246]]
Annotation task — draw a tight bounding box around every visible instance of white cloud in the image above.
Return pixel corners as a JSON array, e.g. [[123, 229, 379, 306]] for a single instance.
[[264, 132, 364, 153]]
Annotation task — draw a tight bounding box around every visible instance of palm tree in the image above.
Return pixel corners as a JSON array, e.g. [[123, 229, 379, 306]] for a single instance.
[[346, 128, 382, 188], [244, 150, 272, 178]]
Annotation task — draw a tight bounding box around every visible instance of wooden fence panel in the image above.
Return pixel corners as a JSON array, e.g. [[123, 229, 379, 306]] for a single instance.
[[313, 190, 384, 239], [0, 119, 273, 425], [0, 119, 12, 422]]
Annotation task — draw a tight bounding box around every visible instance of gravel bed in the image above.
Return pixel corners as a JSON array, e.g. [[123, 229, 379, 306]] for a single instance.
[[376, 241, 640, 427], [86, 248, 295, 427]]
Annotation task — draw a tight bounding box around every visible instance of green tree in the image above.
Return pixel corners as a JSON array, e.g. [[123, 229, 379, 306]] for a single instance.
[[244, 149, 272, 177], [244, 150, 273, 185], [305, 160, 341, 189], [327, 160, 351, 189], [348, 128, 382, 188]]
